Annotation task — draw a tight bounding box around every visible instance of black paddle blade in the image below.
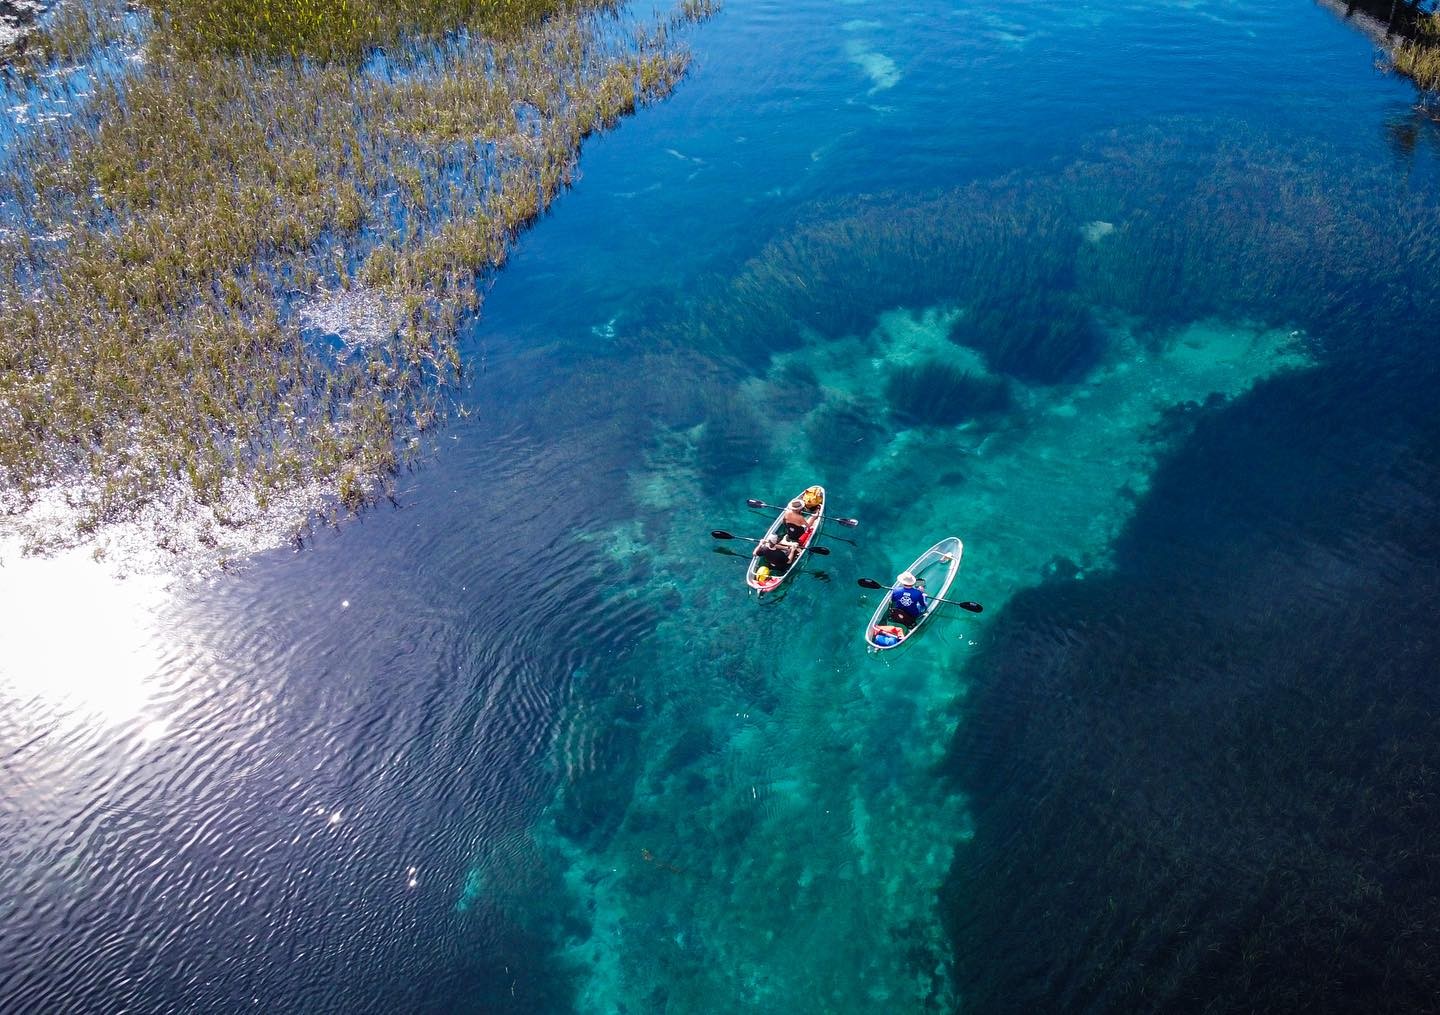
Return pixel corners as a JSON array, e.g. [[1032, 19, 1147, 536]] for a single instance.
[[745, 498, 766, 509], [959, 601, 984, 613], [857, 577, 884, 590], [836, 517, 859, 528], [711, 529, 735, 540], [808, 545, 830, 556]]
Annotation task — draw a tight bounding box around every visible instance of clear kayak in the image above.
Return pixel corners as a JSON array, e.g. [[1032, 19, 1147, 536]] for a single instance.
[[864, 536, 963, 651], [746, 486, 826, 595]]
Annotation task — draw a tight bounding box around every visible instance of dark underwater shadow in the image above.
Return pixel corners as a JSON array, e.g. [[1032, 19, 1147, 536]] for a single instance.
[[939, 346, 1440, 1011]]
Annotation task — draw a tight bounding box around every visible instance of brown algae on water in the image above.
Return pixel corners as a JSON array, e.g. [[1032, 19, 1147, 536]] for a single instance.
[[0, 0, 714, 564]]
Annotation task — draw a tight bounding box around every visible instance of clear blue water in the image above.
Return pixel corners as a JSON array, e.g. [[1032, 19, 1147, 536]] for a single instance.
[[7, 0, 1440, 1011]]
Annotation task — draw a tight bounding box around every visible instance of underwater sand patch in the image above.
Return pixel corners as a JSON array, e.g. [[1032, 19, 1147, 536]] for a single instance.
[[844, 38, 900, 93]]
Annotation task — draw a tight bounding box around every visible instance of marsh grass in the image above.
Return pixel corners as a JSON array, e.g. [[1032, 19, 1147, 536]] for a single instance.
[[0, 0, 710, 553], [1394, 15, 1440, 91], [149, 0, 579, 62], [5, 1, 130, 68]]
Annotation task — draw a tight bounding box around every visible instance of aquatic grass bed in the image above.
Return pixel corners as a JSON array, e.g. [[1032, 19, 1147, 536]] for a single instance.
[[884, 361, 1010, 426], [640, 131, 1440, 387], [0, 0, 712, 556]]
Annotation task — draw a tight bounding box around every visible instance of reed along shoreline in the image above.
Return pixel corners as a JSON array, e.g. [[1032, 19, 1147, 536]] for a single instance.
[[0, 0, 713, 569]]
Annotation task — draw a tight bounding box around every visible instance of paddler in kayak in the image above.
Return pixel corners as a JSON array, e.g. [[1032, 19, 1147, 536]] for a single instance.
[[888, 571, 928, 629], [754, 534, 798, 575], [780, 498, 813, 544]]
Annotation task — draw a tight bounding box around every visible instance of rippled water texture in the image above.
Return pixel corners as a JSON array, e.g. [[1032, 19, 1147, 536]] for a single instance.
[[7, 0, 1440, 1011]]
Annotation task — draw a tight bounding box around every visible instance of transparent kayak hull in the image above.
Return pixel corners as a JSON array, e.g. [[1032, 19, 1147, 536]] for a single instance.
[[745, 486, 825, 595], [864, 536, 963, 651]]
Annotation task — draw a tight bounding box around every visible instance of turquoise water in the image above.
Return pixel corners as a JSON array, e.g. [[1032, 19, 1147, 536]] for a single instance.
[[8, 0, 1440, 1011]]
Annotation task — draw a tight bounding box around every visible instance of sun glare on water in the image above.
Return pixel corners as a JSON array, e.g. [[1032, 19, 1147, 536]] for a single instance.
[[0, 546, 175, 738]]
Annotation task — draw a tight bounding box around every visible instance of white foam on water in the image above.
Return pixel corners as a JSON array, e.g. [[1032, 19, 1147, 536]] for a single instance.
[[296, 285, 402, 350]]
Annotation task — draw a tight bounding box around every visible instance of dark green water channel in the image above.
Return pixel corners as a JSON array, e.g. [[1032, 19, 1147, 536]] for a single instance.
[[6, 0, 1440, 1011]]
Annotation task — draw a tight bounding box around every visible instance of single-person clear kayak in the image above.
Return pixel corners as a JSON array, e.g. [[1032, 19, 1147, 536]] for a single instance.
[[746, 485, 826, 595], [865, 536, 963, 651]]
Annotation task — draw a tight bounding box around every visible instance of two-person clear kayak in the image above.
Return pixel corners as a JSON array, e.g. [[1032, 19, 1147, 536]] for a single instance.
[[745, 486, 825, 595]]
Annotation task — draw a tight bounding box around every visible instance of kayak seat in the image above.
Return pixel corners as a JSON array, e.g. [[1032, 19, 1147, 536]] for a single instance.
[[888, 606, 919, 629]]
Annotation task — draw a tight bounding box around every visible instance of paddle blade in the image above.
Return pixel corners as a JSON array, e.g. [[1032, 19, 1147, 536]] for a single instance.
[[836, 517, 859, 528], [857, 578, 884, 590], [745, 499, 765, 508], [808, 545, 830, 556], [710, 530, 735, 540], [959, 601, 984, 613]]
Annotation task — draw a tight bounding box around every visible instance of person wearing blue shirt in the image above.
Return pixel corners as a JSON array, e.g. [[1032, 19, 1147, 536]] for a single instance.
[[889, 571, 927, 628]]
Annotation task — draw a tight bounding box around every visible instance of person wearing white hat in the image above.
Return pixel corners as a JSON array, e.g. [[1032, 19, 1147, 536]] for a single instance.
[[780, 498, 811, 542], [888, 570, 928, 628]]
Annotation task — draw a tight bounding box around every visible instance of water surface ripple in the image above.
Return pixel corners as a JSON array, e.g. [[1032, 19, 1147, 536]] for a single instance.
[[6, 0, 1440, 1011]]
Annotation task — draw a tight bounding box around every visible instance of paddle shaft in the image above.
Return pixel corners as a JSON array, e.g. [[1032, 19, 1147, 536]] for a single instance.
[[857, 577, 982, 613], [746, 508, 858, 546], [922, 594, 983, 612], [746, 498, 858, 528], [711, 530, 830, 555]]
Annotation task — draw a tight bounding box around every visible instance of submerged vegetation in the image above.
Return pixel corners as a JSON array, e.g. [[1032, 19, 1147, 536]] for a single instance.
[[0, 0, 712, 556], [884, 361, 1010, 427]]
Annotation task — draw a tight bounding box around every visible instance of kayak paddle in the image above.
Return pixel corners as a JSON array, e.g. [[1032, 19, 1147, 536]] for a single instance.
[[711, 530, 830, 555], [856, 577, 982, 613], [746, 504, 857, 545], [745, 498, 859, 528]]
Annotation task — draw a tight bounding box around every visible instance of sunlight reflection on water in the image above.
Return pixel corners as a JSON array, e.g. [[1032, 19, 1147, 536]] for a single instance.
[[0, 546, 173, 736]]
